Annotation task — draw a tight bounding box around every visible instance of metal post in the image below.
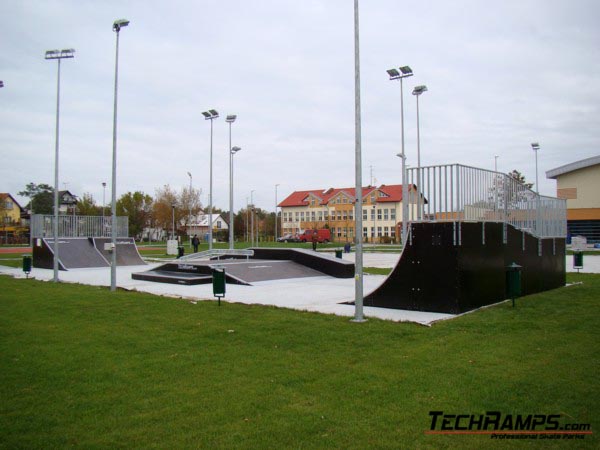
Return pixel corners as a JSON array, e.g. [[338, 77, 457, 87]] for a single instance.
[[352, 0, 365, 322], [209, 118, 214, 251], [52, 58, 61, 282], [400, 77, 408, 246], [275, 184, 279, 242], [250, 190, 254, 247], [187, 172, 192, 247], [228, 121, 234, 250], [110, 28, 121, 291]]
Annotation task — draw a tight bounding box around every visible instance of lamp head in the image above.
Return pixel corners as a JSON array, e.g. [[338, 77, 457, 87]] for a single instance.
[[531, 142, 540, 151], [226, 115, 237, 123], [412, 85, 427, 95], [231, 146, 241, 154], [113, 19, 130, 32]]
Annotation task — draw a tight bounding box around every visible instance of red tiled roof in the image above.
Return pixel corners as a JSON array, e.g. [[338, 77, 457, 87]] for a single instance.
[[278, 185, 412, 207]]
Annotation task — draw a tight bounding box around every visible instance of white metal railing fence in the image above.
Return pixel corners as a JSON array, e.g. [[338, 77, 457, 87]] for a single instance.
[[31, 214, 129, 238], [406, 164, 566, 239]]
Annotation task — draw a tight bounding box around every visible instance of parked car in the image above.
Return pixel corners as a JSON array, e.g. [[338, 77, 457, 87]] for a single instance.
[[297, 229, 331, 243], [277, 233, 298, 243]]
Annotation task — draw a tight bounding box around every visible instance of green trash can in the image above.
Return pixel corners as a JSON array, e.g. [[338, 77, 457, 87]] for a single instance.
[[573, 252, 583, 271], [506, 262, 522, 306], [335, 249, 343, 259], [22, 255, 32, 277], [212, 268, 226, 305]]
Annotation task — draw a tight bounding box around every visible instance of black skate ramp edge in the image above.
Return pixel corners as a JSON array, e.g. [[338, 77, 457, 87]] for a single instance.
[[249, 248, 354, 278], [131, 270, 213, 286], [361, 221, 565, 315]]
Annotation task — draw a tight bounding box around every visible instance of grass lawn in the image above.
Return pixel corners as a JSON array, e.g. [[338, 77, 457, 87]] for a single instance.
[[0, 274, 598, 448]]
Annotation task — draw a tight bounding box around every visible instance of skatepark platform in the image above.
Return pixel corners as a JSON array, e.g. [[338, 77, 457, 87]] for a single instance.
[[33, 237, 145, 270], [361, 221, 566, 314], [132, 248, 354, 285]]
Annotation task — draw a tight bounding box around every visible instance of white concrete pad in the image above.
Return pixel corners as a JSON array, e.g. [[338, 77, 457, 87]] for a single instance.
[[2, 254, 598, 326]]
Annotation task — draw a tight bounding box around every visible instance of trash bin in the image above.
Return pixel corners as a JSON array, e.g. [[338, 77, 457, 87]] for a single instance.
[[506, 262, 522, 307], [22, 255, 32, 278], [573, 252, 583, 271], [212, 268, 226, 306], [335, 249, 343, 259], [177, 246, 185, 258]]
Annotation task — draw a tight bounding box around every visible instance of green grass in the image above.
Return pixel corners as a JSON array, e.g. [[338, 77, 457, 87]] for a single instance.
[[0, 274, 598, 448]]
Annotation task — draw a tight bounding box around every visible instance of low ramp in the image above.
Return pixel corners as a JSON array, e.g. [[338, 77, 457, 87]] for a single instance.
[[33, 238, 109, 270], [93, 238, 146, 266], [363, 222, 565, 314]]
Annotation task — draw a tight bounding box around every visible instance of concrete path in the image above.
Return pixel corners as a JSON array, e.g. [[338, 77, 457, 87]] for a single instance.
[[2, 254, 598, 326]]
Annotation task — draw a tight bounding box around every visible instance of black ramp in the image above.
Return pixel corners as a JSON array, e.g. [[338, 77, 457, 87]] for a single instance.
[[364, 222, 566, 314], [214, 260, 325, 283], [42, 238, 109, 269], [94, 238, 146, 266]]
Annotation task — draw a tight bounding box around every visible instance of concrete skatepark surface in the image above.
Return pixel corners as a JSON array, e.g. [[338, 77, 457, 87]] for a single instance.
[[1, 253, 598, 326]]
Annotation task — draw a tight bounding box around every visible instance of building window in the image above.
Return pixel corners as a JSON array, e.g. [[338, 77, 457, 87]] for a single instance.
[[377, 209, 382, 220], [370, 194, 376, 204], [343, 227, 347, 237], [363, 209, 367, 220], [318, 211, 322, 221], [384, 209, 389, 221], [363, 227, 368, 237], [295, 212, 300, 221], [371, 227, 375, 237], [391, 228, 396, 238], [337, 211, 342, 220], [384, 226, 389, 236], [377, 226, 382, 237], [342, 211, 347, 220], [311, 211, 316, 221], [337, 227, 342, 237], [349, 211, 354, 220], [370, 209, 375, 220], [391, 209, 396, 220], [217, 221, 222, 229]]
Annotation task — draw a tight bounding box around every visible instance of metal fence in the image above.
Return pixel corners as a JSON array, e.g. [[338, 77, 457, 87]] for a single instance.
[[406, 164, 566, 239], [31, 214, 129, 238]]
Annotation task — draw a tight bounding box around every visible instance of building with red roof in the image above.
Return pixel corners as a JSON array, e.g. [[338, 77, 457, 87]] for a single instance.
[[278, 184, 421, 243]]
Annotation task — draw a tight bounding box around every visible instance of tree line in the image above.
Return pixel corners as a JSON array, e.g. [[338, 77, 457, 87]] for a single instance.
[[18, 182, 277, 241]]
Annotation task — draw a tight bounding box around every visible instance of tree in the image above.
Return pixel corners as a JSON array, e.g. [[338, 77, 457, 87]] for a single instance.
[[117, 191, 153, 239], [179, 186, 203, 226], [507, 170, 533, 190], [153, 185, 179, 235], [488, 169, 535, 211], [18, 182, 54, 214], [77, 193, 101, 216]]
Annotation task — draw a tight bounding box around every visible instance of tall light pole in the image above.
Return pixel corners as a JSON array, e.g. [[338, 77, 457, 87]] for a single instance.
[[275, 184, 280, 242], [102, 182, 107, 218], [352, 0, 366, 322], [250, 190, 255, 247], [171, 202, 176, 240], [412, 85, 427, 169], [45, 48, 75, 283], [226, 114, 238, 250], [245, 197, 249, 243], [531, 142, 540, 193], [494, 155, 499, 172], [388, 66, 413, 246], [229, 146, 241, 249], [202, 109, 219, 250], [110, 19, 129, 292], [187, 171, 192, 246]]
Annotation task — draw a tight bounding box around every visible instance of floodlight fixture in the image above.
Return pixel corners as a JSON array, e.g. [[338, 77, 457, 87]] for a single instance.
[[412, 85, 428, 95], [386, 68, 400, 78], [399, 66, 413, 75], [202, 111, 211, 118], [531, 142, 540, 151], [231, 146, 241, 154], [113, 19, 130, 31], [45, 49, 74, 60], [209, 109, 219, 117], [203, 110, 219, 120], [0, 81, 4, 88], [226, 114, 237, 123]]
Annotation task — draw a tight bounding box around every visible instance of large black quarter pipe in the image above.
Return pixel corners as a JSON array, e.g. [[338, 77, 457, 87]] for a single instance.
[[364, 222, 565, 314]]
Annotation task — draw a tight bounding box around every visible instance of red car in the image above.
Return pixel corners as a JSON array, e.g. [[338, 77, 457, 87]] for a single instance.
[[297, 229, 331, 243]]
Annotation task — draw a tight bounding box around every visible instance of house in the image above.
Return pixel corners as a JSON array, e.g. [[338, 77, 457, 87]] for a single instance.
[[0, 193, 25, 226], [58, 190, 78, 215], [186, 213, 229, 240], [278, 184, 421, 243], [546, 155, 600, 243]]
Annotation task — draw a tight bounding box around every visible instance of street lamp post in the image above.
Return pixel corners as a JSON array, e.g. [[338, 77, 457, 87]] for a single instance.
[[531, 142, 540, 193], [171, 202, 176, 240], [45, 48, 75, 283], [110, 18, 129, 292], [275, 184, 280, 242], [250, 190, 255, 247], [412, 85, 427, 170], [187, 171, 192, 247], [202, 109, 219, 251], [226, 114, 238, 250], [388, 66, 413, 246], [352, 0, 366, 322], [102, 182, 106, 218], [229, 145, 241, 249]]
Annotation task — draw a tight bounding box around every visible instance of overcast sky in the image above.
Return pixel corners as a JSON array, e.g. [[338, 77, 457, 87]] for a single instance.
[[2, 0, 599, 212]]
